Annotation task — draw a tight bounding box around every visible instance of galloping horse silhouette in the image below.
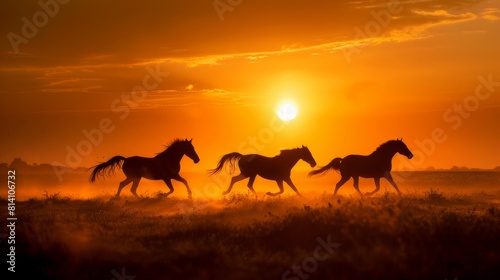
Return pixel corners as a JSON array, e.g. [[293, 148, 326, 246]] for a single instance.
[[309, 139, 413, 197], [209, 146, 316, 197], [89, 139, 200, 199]]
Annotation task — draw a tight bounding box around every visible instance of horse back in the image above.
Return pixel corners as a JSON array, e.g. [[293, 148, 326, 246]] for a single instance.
[[341, 154, 392, 177], [238, 154, 271, 168], [239, 154, 291, 179], [123, 156, 172, 180]]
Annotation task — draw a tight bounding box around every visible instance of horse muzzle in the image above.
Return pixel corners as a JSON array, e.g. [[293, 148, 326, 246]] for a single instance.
[[193, 158, 200, 164], [407, 153, 414, 159]]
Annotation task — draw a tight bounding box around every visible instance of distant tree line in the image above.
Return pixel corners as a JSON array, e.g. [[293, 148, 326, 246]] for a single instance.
[[0, 158, 87, 174], [1, 158, 499, 175]]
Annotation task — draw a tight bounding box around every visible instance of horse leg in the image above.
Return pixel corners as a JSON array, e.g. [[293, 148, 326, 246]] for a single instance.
[[352, 176, 364, 198], [266, 180, 284, 196], [247, 175, 258, 197], [162, 178, 174, 197], [130, 178, 141, 197], [223, 173, 247, 195], [172, 174, 192, 199], [116, 178, 133, 197], [333, 176, 350, 196], [365, 177, 381, 196], [384, 173, 402, 196], [284, 177, 305, 198]]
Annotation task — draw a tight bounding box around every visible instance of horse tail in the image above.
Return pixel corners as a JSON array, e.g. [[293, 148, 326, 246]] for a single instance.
[[208, 152, 243, 176], [308, 157, 342, 177], [88, 156, 126, 183]]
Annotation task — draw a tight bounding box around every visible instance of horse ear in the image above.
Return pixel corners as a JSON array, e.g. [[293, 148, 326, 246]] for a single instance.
[[189, 138, 192, 143], [302, 145, 305, 148]]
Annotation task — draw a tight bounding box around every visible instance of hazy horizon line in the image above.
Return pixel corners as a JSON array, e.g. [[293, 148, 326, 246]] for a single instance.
[[2, 158, 499, 173]]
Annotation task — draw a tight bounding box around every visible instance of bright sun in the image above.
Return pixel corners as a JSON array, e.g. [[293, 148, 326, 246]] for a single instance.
[[277, 102, 298, 121]]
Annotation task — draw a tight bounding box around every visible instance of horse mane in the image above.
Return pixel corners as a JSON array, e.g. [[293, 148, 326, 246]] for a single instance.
[[279, 147, 301, 156], [374, 140, 400, 153], [156, 138, 185, 156]]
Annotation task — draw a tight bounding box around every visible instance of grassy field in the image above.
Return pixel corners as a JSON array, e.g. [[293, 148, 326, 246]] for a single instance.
[[4, 188, 500, 280]]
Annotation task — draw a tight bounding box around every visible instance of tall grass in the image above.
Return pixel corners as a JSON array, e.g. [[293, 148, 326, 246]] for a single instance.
[[10, 191, 500, 280]]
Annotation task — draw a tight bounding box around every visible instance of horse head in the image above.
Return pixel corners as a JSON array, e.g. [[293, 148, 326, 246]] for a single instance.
[[395, 138, 413, 159], [184, 139, 200, 163], [300, 145, 317, 167]]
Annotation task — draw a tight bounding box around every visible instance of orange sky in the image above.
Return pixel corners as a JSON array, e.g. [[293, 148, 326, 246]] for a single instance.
[[1, 0, 499, 172]]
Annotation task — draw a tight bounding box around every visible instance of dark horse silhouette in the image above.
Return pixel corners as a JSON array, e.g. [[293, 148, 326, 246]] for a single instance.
[[309, 139, 413, 197], [209, 146, 316, 197], [89, 139, 199, 199]]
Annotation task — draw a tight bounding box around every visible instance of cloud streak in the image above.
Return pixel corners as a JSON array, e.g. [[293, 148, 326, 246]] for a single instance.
[[481, 7, 500, 20], [0, 0, 496, 104], [1, 0, 491, 69]]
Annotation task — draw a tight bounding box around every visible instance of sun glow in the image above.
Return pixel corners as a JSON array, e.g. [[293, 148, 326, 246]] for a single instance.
[[277, 102, 298, 121]]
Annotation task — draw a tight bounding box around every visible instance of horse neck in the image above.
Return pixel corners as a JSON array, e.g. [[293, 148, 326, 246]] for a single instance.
[[156, 148, 184, 163], [279, 151, 302, 168], [371, 147, 398, 161]]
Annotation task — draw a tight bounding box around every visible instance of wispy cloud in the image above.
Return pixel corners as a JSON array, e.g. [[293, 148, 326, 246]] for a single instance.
[[1, 0, 489, 70], [0, 0, 494, 99], [481, 8, 500, 21], [412, 9, 477, 22]]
